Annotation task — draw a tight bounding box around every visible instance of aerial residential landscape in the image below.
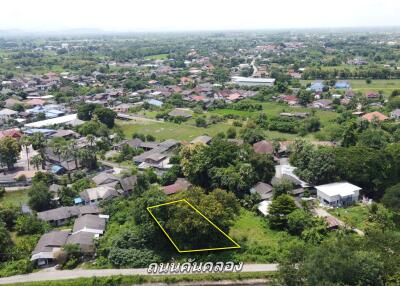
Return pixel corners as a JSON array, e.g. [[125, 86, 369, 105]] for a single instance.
[[1, 1, 400, 286]]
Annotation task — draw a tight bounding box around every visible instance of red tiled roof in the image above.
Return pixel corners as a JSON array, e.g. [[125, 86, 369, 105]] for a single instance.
[[362, 111, 388, 122], [253, 140, 274, 154]]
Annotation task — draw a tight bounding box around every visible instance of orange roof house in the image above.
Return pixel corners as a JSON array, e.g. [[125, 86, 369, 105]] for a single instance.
[[253, 140, 274, 155], [361, 111, 389, 122], [26, 99, 45, 106]]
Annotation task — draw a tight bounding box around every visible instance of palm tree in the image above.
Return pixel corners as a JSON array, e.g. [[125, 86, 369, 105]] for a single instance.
[[31, 133, 47, 169], [30, 155, 43, 171], [20, 135, 32, 170], [69, 141, 79, 169], [52, 143, 62, 164], [61, 146, 72, 171]]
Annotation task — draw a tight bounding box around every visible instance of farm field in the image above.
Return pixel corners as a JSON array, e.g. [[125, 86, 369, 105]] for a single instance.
[[300, 79, 400, 96], [144, 53, 169, 60]]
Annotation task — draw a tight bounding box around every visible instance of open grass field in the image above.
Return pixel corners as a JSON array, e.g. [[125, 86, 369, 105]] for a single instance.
[[328, 204, 370, 229], [230, 209, 297, 262], [118, 101, 338, 142], [348, 79, 400, 96], [144, 53, 169, 60], [118, 120, 232, 142], [0, 189, 29, 207], [300, 79, 400, 96]]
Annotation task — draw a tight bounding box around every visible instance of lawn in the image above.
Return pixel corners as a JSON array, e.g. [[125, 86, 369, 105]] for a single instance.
[[0, 189, 29, 207], [144, 53, 169, 60], [328, 204, 370, 229], [230, 209, 297, 262], [348, 79, 400, 96], [118, 120, 233, 142], [118, 119, 299, 142]]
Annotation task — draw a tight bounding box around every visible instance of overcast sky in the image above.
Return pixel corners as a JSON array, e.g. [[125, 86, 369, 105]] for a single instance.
[[1, 0, 400, 32]]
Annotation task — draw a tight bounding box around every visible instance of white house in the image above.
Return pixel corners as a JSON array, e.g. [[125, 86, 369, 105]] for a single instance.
[[316, 182, 361, 207]]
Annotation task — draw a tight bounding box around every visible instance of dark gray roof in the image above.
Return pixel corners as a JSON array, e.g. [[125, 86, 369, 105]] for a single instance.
[[190, 135, 212, 145], [120, 176, 137, 192], [251, 182, 273, 200], [37, 205, 100, 222], [168, 109, 192, 118], [92, 172, 119, 186], [37, 206, 80, 222], [79, 186, 119, 202], [73, 215, 106, 233], [32, 231, 69, 254], [66, 232, 95, 253], [158, 139, 179, 150]]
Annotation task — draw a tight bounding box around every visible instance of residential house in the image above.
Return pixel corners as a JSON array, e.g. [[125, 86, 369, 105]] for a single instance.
[[119, 175, 138, 193], [0, 108, 18, 121], [163, 178, 192, 195], [334, 81, 350, 89], [0, 128, 22, 139], [190, 135, 212, 145], [66, 232, 97, 254], [253, 140, 274, 155], [79, 186, 120, 205], [308, 82, 325, 92], [316, 182, 361, 207], [168, 108, 193, 118], [30, 231, 69, 267], [72, 214, 106, 235], [311, 99, 332, 109], [37, 205, 100, 226], [92, 172, 120, 187], [365, 91, 380, 100], [250, 182, 273, 200], [362, 111, 389, 122], [390, 109, 400, 120]]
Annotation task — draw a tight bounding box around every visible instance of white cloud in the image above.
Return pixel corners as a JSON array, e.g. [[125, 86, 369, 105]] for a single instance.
[[1, 0, 400, 31]]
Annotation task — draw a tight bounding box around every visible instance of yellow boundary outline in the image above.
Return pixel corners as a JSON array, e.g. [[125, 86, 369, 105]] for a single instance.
[[147, 199, 241, 253]]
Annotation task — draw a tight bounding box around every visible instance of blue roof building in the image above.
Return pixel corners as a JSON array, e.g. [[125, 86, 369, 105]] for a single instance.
[[146, 99, 163, 107], [335, 81, 351, 89], [51, 165, 66, 174], [309, 82, 326, 92]]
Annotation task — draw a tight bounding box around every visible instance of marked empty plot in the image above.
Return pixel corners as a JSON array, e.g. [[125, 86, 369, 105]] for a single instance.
[[147, 199, 240, 253]]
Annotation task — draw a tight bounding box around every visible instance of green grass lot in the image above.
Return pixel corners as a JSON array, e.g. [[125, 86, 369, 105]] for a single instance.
[[0, 189, 29, 207], [300, 79, 400, 96], [118, 120, 233, 142], [119, 101, 338, 142], [348, 79, 400, 96], [327, 204, 370, 229], [5, 272, 276, 286], [144, 53, 169, 60], [230, 209, 298, 262]]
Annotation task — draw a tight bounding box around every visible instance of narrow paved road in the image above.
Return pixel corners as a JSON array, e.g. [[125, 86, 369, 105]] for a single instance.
[[0, 264, 278, 285]]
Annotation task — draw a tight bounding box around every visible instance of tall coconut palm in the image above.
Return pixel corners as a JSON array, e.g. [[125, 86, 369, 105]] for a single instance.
[[20, 135, 32, 170], [61, 145, 73, 171], [31, 133, 47, 169], [30, 154, 43, 171]]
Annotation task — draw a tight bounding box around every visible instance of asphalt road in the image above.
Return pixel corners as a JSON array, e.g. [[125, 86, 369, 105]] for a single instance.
[[0, 264, 278, 285]]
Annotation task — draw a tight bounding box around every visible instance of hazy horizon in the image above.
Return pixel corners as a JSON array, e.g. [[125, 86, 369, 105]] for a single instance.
[[1, 0, 400, 33]]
